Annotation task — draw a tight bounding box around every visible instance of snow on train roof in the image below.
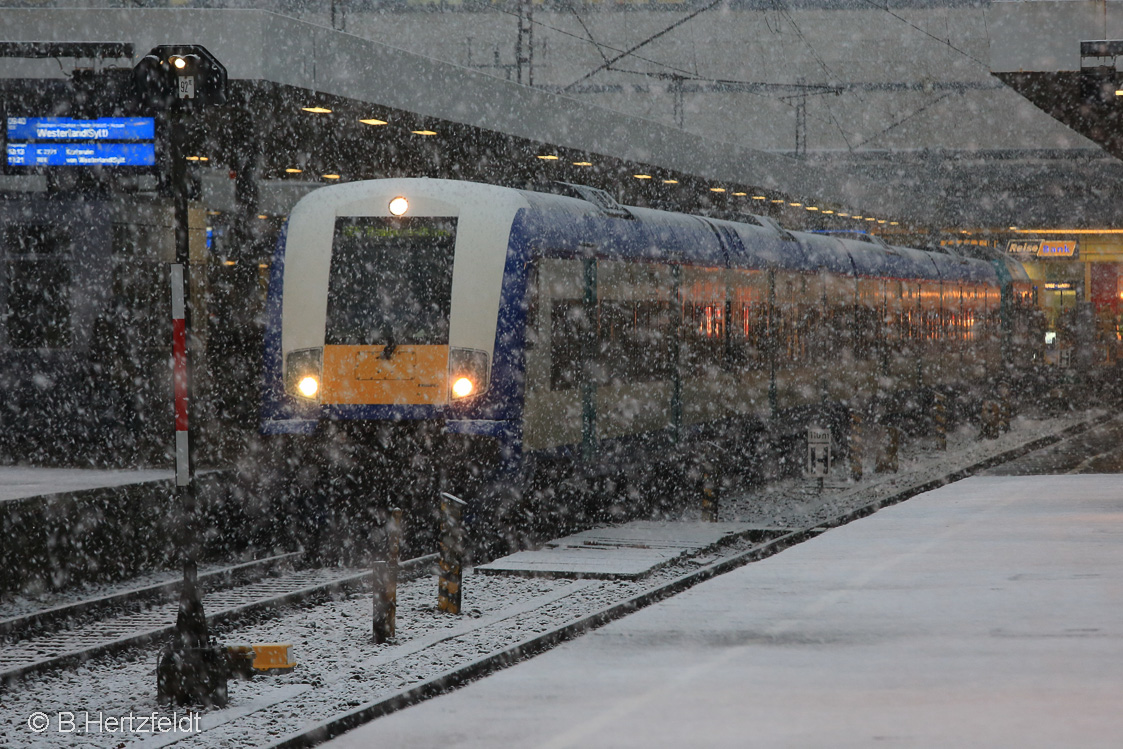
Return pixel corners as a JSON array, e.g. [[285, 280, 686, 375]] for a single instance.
[[518, 185, 998, 284], [517, 190, 725, 265]]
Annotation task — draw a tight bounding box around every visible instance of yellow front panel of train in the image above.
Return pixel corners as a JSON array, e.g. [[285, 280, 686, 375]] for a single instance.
[[321, 345, 449, 404]]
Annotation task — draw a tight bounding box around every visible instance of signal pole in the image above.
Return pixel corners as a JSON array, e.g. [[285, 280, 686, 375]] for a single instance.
[[134, 45, 229, 706]]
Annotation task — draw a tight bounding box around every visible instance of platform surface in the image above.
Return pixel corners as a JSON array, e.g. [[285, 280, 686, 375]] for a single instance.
[[326, 475, 1123, 748], [475, 521, 785, 579], [0, 466, 173, 503]]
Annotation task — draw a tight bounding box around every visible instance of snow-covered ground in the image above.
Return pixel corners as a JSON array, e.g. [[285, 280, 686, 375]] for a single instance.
[[324, 473, 1123, 749], [0, 468, 173, 504], [0, 408, 1107, 747]]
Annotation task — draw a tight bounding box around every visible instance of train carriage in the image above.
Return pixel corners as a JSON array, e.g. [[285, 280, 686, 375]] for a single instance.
[[262, 178, 1020, 550]]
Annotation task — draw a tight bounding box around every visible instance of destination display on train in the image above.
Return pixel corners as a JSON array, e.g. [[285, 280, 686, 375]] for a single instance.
[[4, 116, 157, 167]]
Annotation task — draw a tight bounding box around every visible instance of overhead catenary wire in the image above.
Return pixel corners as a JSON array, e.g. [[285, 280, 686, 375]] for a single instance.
[[561, 0, 727, 92], [503, 1, 986, 151], [857, 0, 983, 69], [770, 1, 856, 151]]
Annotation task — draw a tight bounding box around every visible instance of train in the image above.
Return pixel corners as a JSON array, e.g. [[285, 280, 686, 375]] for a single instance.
[[260, 178, 1037, 554]]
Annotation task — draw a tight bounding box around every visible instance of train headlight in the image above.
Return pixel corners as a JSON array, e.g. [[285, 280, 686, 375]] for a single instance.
[[297, 375, 320, 398], [388, 196, 409, 216], [448, 348, 489, 401], [285, 347, 323, 401], [451, 377, 474, 398]]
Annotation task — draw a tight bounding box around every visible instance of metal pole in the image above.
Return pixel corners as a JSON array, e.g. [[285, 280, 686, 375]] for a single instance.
[[933, 391, 948, 451], [373, 508, 402, 643], [581, 255, 598, 461], [848, 408, 864, 480], [170, 110, 208, 652], [438, 492, 466, 615]]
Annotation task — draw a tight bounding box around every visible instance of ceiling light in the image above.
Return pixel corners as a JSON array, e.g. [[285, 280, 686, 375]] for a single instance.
[[890, 221, 899, 225], [752, 196, 767, 200], [285, 167, 303, 174], [838, 213, 850, 217], [536, 155, 559, 160], [789, 202, 802, 206], [573, 161, 593, 166], [771, 199, 785, 204], [806, 206, 819, 211], [359, 118, 388, 126], [223, 260, 236, 266], [257, 214, 268, 219], [302, 106, 332, 114], [634, 174, 652, 179], [732, 192, 746, 196], [1116, 90, 1123, 97], [411, 129, 437, 136], [866, 217, 877, 222], [823, 210, 834, 214], [322, 173, 341, 180], [853, 215, 863, 220], [711, 187, 726, 193], [185, 155, 208, 161], [664, 179, 679, 184], [878, 220, 886, 224]]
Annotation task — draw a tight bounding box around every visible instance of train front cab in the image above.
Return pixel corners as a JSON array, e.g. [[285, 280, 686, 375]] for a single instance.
[[261, 180, 530, 552]]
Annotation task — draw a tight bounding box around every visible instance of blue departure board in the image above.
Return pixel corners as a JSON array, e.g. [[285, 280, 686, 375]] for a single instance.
[[4, 116, 158, 168], [7, 142, 157, 166], [7, 117, 155, 142]]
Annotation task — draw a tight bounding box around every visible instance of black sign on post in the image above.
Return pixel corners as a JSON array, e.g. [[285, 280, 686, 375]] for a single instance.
[[136, 45, 229, 708], [133, 45, 227, 110]]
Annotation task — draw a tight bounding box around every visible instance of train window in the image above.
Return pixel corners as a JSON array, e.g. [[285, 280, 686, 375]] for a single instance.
[[550, 298, 673, 390], [325, 217, 456, 347], [602, 299, 673, 382], [550, 300, 585, 390], [4, 224, 72, 349], [731, 302, 769, 369]]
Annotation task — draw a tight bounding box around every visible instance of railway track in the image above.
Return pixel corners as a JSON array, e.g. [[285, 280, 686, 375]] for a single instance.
[[0, 554, 436, 685], [0, 551, 302, 640]]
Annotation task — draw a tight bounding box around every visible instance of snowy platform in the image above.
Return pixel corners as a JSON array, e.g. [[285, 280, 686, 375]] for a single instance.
[[0, 466, 173, 503], [475, 521, 792, 579], [326, 475, 1123, 749]]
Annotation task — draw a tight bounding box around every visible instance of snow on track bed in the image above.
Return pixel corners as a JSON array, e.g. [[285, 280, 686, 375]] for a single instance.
[[0, 553, 303, 639], [0, 409, 1106, 748], [0, 567, 385, 684]]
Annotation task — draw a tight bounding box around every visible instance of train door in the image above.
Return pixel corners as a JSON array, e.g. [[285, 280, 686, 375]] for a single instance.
[[595, 259, 675, 440], [825, 271, 865, 406], [727, 267, 771, 418], [522, 256, 585, 452]]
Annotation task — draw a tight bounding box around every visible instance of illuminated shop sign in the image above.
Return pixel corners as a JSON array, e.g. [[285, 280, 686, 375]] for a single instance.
[[1044, 282, 1075, 290], [1039, 240, 1077, 257], [1005, 239, 1078, 259], [4, 116, 157, 168], [1006, 240, 1041, 257]]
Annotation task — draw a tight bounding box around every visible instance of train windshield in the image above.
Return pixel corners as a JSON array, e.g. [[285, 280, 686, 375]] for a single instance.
[[325, 216, 457, 346]]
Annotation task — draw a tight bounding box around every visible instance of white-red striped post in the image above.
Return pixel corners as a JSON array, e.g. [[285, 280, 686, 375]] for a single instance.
[[172, 263, 190, 488], [167, 110, 209, 653]]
